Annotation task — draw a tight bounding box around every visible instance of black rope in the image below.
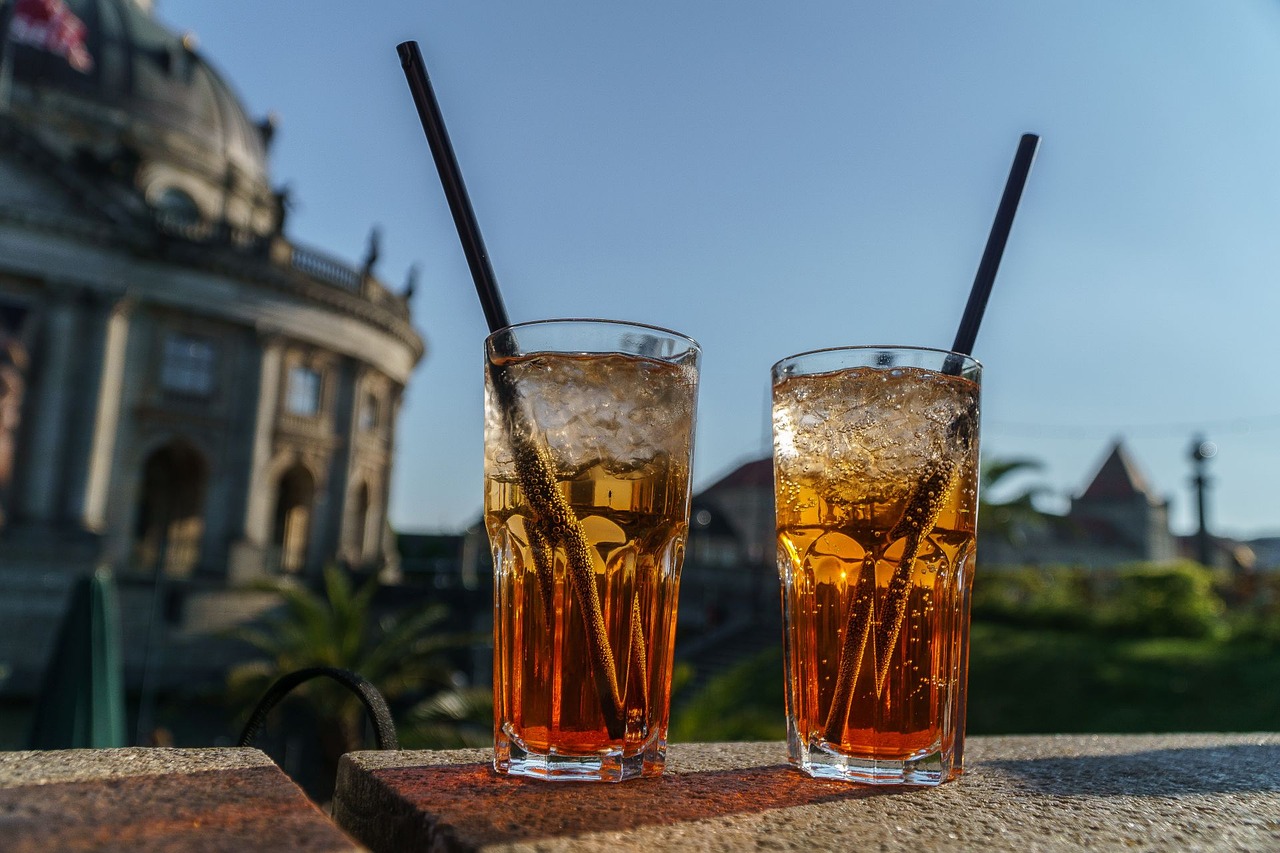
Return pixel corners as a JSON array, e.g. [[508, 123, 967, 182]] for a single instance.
[[237, 666, 399, 751]]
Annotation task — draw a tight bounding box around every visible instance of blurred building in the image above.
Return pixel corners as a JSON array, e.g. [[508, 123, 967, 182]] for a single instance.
[[1246, 537, 1280, 571], [673, 458, 779, 701], [698, 441, 1192, 577], [982, 441, 1179, 569], [0, 0, 423, 701], [681, 460, 775, 632], [395, 531, 491, 691]]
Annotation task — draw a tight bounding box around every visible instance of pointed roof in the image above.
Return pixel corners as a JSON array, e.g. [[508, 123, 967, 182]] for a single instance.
[[1078, 440, 1156, 502], [702, 457, 773, 493]]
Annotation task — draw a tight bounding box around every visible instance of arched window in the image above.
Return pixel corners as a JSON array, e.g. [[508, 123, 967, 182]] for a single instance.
[[273, 463, 315, 573], [154, 187, 202, 224], [134, 440, 208, 577]]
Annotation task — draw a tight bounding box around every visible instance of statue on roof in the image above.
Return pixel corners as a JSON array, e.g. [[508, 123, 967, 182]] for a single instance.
[[361, 225, 381, 279]]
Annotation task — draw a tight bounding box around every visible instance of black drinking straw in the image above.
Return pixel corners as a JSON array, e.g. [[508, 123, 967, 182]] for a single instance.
[[397, 40, 510, 333], [397, 41, 629, 739], [827, 134, 1043, 739], [949, 132, 1041, 361]]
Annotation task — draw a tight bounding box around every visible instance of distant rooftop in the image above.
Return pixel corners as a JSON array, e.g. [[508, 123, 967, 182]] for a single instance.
[[1078, 441, 1161, 503], [703, 458, 772, 492]]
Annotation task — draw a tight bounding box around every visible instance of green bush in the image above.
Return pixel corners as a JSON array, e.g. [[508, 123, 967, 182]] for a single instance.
[[669, 649, 785, 743], [1099, 562, 1227, 639], [972, 566, 1093, 631], [665, 564, 1267, 741], [974, 562, 1229, 639], [1224, 572, 1280, 643], [967, 623, 1280, 735]]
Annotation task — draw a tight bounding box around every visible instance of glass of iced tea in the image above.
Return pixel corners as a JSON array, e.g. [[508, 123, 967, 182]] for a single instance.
[[772, 346, 980, 785], [485, 319, 700, 781]]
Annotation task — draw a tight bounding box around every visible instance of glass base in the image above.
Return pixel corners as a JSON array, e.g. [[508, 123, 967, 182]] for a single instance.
[[789, 738, 953, 786], [494, 727, 666, 782]]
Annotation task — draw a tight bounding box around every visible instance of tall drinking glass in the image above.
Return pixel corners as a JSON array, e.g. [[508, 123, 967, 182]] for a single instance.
[[485, 319, 700, 781], [772, 346, 980, 785]]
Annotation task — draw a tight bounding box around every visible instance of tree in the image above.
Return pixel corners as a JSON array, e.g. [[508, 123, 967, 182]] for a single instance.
[[228, 566, 485, 798], [399, 686, 492, 750], [979, 457, 1050, 548]]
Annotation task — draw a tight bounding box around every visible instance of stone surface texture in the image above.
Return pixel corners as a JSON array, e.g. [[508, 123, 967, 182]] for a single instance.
[[335, 734, 1280, 852], [0, 747, 363, 852]]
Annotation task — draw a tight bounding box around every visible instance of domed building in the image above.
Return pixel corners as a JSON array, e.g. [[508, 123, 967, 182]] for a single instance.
[[0, 0, 424, 701]]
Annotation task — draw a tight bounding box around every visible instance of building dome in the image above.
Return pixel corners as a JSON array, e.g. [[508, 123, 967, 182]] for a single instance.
[[3, 0, 278, 236]]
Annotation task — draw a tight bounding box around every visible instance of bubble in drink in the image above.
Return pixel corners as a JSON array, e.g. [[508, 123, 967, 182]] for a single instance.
[[486, 353, 697, 480], [774, 362, 979, 785], [487, 351, 697, 780]]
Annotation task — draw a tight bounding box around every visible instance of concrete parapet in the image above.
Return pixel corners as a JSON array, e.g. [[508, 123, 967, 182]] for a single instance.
[[334, 734, 1280, 852], [0, 747, 362, 851]]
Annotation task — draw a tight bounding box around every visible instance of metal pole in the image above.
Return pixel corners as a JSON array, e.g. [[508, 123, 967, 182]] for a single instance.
[[1190, 436, 1214, 567]]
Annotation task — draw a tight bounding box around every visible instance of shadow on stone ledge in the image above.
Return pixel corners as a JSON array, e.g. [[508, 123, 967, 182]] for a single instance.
[[367, 762, 903, 847], [986, 744, 1280, 797]]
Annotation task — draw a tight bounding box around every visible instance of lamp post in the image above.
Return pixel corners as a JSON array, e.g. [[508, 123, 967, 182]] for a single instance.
[[1190, 435, 1216, 568]]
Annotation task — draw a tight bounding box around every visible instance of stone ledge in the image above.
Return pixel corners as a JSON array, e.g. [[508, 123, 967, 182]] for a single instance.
[[0, 747, 362, 852], [335, 733, 1280, 852]]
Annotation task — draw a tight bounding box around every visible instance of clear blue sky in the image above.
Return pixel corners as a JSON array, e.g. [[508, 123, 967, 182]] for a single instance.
[[160, 1, 1280, 540]]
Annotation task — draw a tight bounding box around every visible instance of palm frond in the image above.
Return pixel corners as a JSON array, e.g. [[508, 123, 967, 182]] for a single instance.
[[982, 457, 1045, 488], [399, 686, 493, 750]]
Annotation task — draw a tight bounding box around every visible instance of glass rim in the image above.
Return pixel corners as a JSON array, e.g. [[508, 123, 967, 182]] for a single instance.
[[486, 317, 700, 351], [771, 344, 981, 374]]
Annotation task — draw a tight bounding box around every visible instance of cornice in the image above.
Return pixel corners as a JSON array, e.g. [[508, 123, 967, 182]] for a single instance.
[[0, 206, 425, 361]]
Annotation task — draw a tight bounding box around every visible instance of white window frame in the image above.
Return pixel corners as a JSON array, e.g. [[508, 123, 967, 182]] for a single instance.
[[286, 365, 323, 416]]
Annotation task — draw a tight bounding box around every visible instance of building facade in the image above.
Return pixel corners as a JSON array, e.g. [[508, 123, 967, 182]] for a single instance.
[[0, 0, 423, 694]]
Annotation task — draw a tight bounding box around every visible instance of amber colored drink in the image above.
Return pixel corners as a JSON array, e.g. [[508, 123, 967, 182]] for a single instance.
[[485, 321, 699, 782], [772, 348, 980, 785]]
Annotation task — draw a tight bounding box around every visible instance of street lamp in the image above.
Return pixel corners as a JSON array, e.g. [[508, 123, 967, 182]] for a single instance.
[[1190, 435, 1216, 567]]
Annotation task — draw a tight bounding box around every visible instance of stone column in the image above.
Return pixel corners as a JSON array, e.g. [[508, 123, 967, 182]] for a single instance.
[[375, 383, 404, 568], [80, 297, 132, 532], [227, 333, 284, 583], [318, 357, 357, 569], [18, 286, 79, 525]]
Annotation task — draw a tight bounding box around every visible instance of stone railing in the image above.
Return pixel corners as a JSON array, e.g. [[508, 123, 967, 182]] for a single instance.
[[287, 243, 363, 292], [152, 214, 367, 296], [3, 734, 1276, 851]]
